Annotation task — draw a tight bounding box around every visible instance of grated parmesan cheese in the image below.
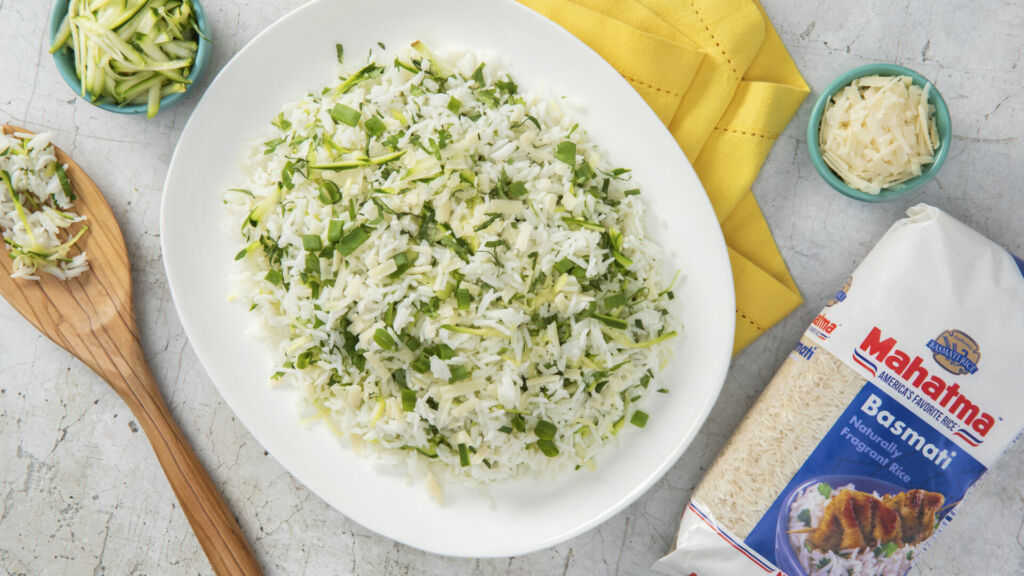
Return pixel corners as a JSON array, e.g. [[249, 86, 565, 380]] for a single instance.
[[819, 75, 940, 194]]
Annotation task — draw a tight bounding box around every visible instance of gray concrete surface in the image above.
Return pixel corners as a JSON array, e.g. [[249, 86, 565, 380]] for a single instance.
[[1, 0, 1022, 574]]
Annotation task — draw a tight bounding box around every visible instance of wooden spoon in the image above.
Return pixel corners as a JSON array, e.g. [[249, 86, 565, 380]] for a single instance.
[[0, 125, 262, 575]]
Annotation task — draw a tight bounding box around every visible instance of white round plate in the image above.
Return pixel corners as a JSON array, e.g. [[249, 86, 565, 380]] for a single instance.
[[162, 0, 734, 558]]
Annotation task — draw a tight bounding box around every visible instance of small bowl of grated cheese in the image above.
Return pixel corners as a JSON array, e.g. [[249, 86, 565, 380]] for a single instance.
[[807, 63, 951, 202]]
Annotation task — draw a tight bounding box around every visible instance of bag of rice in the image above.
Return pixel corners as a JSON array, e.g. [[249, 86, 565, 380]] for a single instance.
[[654, 204, 1024, 576]]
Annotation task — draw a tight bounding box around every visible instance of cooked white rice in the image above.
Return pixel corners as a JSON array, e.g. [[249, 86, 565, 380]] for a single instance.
[[0, 131, 88, 280], [788, 483, 919, 576], [226, 43, 679, 484]]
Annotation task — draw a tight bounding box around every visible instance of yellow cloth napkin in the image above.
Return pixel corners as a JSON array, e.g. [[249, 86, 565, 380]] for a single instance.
[[519, 0, 809, 355]]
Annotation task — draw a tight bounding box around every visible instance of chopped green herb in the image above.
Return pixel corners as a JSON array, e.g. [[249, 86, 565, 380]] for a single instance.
[[880, 541, 898, 558], [817, 483, 832, 498], [797, 508, 811, 527], [447, 96, 462, 115], [335, 43, 344, 63], [508, 181, 528, 198], [554, 141, 576, 165], [474, 212, 501, 232], [458, 443, 470, 467], [471, 63, 486, 85], [264, 269, 283, 285]]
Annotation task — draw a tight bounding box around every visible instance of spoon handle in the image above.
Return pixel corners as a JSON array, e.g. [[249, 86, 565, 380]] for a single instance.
[[112, 339, 263, 575]]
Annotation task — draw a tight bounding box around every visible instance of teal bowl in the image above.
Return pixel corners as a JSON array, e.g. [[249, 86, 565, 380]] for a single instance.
[[48, 0, 211, 116], [807, 63, 951, 203]]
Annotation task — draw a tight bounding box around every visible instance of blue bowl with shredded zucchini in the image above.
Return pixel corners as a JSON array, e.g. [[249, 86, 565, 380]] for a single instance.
[[48, 0, 212, 117]]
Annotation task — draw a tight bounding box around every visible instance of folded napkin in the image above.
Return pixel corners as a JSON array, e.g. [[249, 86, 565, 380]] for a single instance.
[[519, 0, 809, 354]]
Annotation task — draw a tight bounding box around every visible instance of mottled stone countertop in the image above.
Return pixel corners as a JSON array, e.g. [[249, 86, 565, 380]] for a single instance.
[[1, 0, 1022, 574]]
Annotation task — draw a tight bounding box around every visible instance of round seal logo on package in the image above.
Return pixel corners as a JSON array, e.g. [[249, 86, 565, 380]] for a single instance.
[[927, 329, 981, 375]]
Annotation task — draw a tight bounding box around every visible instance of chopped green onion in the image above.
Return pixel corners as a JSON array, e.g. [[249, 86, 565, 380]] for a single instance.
[[604, 292, 627, 308], [264, 269, 284, 285], [390, 252, 410, 277], [318, 180, 341, 204], [364, 116, 386, 136], [373, 328, 397, 351], [458, 443, 470, 467], [301, 234, 323, 252], [335, 43, 344, 63], [535, 439, 559, 457], [533, 420, 557, 440], [327, 219, 344, 243], [456, 288, 472, 310], [593, 313, 627, 330], [336, 225, 371, 256], [448, 365, 470, 383], [554, 257, 575, 274], [401, 389, 417, 412], [330, 103, 361, 126], [411, 353, 431, 374], [630, 410, 649, 428], [447, 96, 462, 115], [435, 343, 456, 360]]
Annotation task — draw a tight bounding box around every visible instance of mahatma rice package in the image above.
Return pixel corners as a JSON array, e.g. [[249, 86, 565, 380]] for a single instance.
[[655, 205, 1024, 576]]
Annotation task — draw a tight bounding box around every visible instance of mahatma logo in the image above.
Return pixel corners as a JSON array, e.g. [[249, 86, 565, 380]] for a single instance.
[[859, 327, 995, 440], [827, 276, 852, 307], [926, 330, 980, 376]]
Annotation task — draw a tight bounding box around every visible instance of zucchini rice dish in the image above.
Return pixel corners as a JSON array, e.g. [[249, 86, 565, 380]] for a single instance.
[[225, 42, 680, 485]]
